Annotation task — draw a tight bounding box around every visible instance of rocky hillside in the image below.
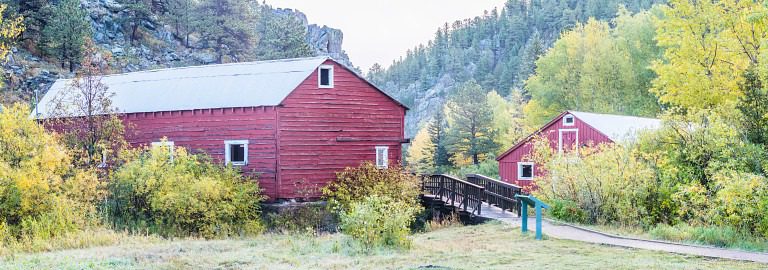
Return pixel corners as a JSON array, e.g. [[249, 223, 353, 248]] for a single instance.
[[0, 0, 353, 106], [368, 0, 666, 137]]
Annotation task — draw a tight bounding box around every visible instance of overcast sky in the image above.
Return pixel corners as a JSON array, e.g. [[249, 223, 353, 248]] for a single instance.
[[265, 0, 507, 72]]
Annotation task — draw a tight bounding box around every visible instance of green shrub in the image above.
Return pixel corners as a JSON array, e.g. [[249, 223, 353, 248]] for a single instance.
[[0, 104, 103, 248], [339, 195, 421, 249], [549, 199, 588, 223], [106, 143, 265, 238], [650, 223, 768, 251], [323, 162, 420, 214]]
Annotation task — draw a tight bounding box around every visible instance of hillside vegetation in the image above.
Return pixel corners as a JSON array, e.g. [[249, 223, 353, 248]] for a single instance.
[[0, 0, 352, 105], [368, 0, 667, 137]]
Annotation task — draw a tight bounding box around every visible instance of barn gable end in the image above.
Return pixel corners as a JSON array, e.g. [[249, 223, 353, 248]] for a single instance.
[[276, 60, 407, 198], [497, 111, 660, 188]]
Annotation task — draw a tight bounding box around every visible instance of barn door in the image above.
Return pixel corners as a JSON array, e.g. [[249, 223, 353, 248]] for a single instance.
[[558, 129, 579, 153]]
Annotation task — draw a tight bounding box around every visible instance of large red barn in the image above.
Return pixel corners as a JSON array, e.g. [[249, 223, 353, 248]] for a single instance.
[[35, 57, 408, 200], [496, 111, 661, 188]]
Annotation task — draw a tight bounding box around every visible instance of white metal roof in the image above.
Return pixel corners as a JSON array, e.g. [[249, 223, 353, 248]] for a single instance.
[[569, 111, 662, 142], [34, 56, 331, 118]]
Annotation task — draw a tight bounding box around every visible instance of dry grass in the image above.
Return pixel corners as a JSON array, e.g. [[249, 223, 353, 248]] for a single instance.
[[0, 228, 162, 257], [0, 222, 765, 269]]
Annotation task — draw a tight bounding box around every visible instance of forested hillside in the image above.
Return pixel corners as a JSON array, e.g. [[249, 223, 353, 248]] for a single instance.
[[368, 0, 666, 137], [0, 0, 352, 106]]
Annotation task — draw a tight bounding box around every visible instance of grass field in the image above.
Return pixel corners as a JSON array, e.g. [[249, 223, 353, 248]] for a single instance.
[[0, 221, 764, 270]]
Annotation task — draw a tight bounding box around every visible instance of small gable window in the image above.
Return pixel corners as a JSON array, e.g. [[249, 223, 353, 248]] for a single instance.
[[518, 162, 534, 180], [375, 146, 389, 169], [225, 140, 248, 166], [563, 114, 575, 126], [318, 65, 334, 88]]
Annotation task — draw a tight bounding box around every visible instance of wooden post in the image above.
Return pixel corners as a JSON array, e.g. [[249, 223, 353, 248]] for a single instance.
[[535, 203, 543, 240], [521, 200, 528, 233], [451, 178, 456, 206]]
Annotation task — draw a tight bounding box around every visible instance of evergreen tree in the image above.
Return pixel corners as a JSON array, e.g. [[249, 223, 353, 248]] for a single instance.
[[738, 66, 768, 146], [255, 7, 314, 60], [196, 0, 259, 63], [41, 0, 91, 72], [118, 0, 154, 44], [424, 107, 452, 171], [445, 81, 498, 165], [162, 0, 195, 47], [2, 0, 52, 46]]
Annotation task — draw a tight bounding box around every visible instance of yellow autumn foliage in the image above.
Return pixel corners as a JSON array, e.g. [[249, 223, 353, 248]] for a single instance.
[[0, 104, 103, 245]]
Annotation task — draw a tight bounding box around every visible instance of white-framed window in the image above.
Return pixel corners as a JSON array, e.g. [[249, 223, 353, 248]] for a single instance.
[[375, 146, 389, 169], [517, 162, 535, 180], [151, 141, 175, 161], [563, 114, 575, 126], [318, 65, 334, 88], [225, 140, 249, 166]]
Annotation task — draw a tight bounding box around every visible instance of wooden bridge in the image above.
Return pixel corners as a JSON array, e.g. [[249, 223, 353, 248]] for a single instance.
[[420, 174, 523, 217]]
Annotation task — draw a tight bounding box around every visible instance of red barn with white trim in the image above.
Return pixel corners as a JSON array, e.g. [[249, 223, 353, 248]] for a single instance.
[[496, 111, 661, 188], [35, 57, 408, 200]]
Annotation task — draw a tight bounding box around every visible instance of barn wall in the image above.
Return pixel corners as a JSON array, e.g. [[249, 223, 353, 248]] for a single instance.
[[277, 60, 406, 199], [122, 107, 280, 199], [498, 113, 613, 188]]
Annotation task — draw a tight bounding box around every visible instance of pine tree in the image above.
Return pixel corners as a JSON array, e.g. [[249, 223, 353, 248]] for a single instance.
[[196, 0, 259, 63], [424, 107, 452, 171], [255, 7, 314, 60], [41, 0, 91, 72], [118, 0, 154, 44], [2, 0, 52, 46], [445, 81, 498, 165], [162, 0, 195, 47]]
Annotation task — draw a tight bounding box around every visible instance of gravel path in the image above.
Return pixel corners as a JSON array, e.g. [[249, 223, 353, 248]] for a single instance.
[[479, 203, 768, 264]]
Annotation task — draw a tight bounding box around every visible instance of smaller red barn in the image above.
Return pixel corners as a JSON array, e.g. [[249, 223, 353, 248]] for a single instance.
[[496, 111, 661, 188]]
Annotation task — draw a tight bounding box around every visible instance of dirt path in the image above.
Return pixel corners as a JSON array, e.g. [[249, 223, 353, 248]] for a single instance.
[[480, 203, 768, 264]]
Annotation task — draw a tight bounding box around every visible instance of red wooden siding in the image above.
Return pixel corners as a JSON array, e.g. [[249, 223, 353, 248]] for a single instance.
[[122, 107, 280, 198], [118, 59, 406, 200], [497, 113, 612, 188], [277, 60, 406, 198]]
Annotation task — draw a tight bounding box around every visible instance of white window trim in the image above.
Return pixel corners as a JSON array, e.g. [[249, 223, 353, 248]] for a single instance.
[[517, 162, 535, 181], [375, 146, 389, 169], [318, 65, 334, 88], [151, 141, 175, 161], [563, 114, 575, 126], [558, 128, 579, 153], [225, 140, 249, 166]]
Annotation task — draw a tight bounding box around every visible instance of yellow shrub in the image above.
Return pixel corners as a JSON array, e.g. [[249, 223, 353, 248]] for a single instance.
[[0, 104, 103, 246], [107, 143, 265, 238], [322, 162, 421, 214]]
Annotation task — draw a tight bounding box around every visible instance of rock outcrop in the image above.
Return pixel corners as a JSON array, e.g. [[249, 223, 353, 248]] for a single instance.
[[1, 1, 353, 105]]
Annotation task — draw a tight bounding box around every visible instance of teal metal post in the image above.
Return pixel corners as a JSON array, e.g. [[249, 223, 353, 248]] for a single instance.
[[520, 200, 528, 233], [535, 204, 543, 240]]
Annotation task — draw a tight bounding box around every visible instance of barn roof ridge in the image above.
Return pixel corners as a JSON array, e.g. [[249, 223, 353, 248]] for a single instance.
[[34, 56, 409, 118], [101, 56, 330, 79]]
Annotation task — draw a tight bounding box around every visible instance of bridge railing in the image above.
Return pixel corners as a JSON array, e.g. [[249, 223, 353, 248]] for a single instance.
[[466, 174, 523, 217], [421, 174, 485, 215]]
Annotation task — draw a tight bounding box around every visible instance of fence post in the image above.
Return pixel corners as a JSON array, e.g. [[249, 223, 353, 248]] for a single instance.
[[451, 178, 456, 206]]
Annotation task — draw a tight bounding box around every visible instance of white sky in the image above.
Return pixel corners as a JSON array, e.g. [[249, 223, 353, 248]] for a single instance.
[[265, 0, 507, 72]]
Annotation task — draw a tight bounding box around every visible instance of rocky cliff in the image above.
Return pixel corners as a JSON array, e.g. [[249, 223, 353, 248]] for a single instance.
[[1, 1, 352, 105]]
